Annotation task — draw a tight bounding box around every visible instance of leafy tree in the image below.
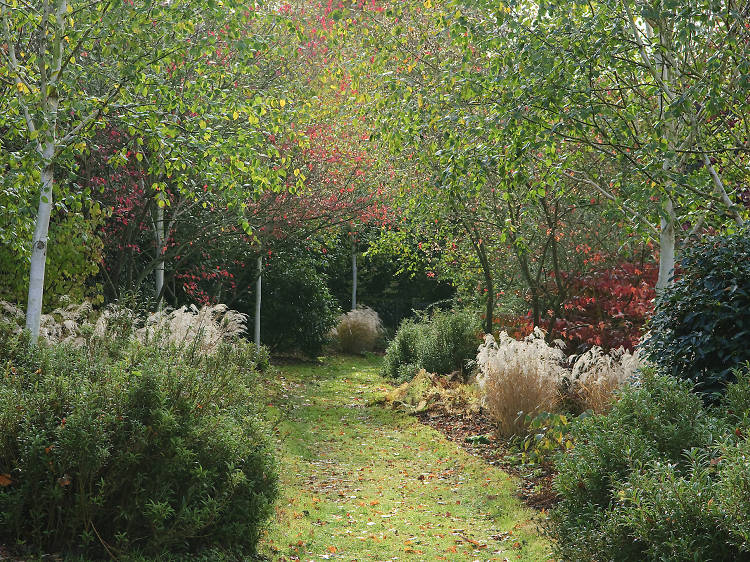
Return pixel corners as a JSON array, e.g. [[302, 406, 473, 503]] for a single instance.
[[0, 0, 274, 342]]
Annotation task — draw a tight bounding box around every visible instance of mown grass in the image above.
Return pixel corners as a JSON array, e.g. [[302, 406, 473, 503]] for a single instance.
[[259, 355, 551, 561]]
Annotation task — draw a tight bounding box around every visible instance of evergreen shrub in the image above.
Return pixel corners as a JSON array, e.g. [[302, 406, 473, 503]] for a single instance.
[[549, 367, 750, 561], [0, 324, 277, 558], [642, 227, 750, 397], [382, 309, 479, 382]]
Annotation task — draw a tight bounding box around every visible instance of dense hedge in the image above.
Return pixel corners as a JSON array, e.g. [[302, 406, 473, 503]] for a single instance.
[[0, 325, 277, 558]]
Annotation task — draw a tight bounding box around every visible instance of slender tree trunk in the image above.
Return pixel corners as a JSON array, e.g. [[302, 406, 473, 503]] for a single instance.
[[155, 204, 165, 306], [477, 246, 494, 335], [656, 197, 676, 289], [25, 144, 55, 343], [254, 255, 262, 348], [483, 270, 494, 335], [351, 238, 357, 310]]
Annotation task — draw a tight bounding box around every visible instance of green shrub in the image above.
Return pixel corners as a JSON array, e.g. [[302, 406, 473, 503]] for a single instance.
[[382, 310, 480, 382], [261, 255, 340, 357], [417, 310, 480, 377], [382, 319, 422, 381], [548, 370, 746, 561], [519, 412, 574, 466], [642, 227, 750, 397], [0, 325, 277, 558]]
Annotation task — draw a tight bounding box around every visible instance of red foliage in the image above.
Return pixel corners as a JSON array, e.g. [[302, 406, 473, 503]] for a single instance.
[[551, 262, 657, 350], [498, 262, 657, 352]]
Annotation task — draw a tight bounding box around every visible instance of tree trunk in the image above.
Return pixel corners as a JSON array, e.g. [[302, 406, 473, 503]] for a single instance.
[[254, 255, 262, 348], [351, 238, 357, 310], [25, 145, 55, 344], [154, 204, 165, 306], [656, 197, 676, 290]]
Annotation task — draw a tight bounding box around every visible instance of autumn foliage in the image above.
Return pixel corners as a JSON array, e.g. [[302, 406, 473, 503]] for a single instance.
[[501, 262, 657, 352]]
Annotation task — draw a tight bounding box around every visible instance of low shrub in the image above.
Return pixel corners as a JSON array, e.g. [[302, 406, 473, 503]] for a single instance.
[[418, 309, 480, 377], [332, 306, 384, 354], [548, 368, 750, 561], [260, 257, 340, 357], [0, 323, 277, 558], [382, 319, 422, 381], [381, 309, 480, 382], [642, 227, 750, 397], [519, 411, 574, 466]]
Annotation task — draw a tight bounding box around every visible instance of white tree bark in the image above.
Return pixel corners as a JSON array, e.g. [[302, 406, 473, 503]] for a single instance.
[[254, 255, 262, 348], [25, 144, 56, 341], [656, 197, 676, 289], [155, 204, 165, 304], [351, 239, 357, 310]]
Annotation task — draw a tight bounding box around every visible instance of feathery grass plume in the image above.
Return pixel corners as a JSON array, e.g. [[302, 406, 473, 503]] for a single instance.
[[569, 346, 643, 413], [476, 328, 566, 436], [332, 306, 384, 354], [138, 304, 248, 354]]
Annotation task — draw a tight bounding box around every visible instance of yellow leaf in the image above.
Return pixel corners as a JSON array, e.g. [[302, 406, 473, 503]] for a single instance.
[[232, 111, 239, 120]]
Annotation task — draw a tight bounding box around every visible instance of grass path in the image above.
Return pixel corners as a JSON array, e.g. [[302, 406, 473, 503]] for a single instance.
[[259, 356, 550, 561]]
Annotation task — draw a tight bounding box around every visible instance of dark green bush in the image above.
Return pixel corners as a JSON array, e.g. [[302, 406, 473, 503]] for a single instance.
[[549, 368, 750, 561], [382, 319, 422, 381], [642, 227, 750, 397], [260, 254, 340, 357], [0, 324, 277, 558], [381, 309, 480, 382]]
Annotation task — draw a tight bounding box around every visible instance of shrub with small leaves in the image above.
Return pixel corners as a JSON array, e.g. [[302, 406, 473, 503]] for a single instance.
[[548, 370, 742, 561], [0, 323, 277, 558], [642, 227, 750, 397], [382, 309, 480, 382]]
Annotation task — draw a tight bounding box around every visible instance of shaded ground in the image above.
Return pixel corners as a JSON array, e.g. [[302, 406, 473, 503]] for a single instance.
[[415, 411, 559, 512], [259, 356, 551, 561]]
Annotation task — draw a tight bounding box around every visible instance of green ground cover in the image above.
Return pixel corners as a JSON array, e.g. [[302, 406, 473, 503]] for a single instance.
[[259, 355, 550, 561]]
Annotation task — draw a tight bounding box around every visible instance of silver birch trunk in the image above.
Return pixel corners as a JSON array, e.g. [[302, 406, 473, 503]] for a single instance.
[[25, 144, 56, 342], [351, 240, 357, 310], [254, 255, 262, 348], [656, 198, 676, 289], [155, 205, 165, 304]]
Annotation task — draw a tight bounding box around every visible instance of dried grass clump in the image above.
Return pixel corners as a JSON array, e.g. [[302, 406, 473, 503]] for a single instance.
[[138, 304, 248, 354], [477, 328, 646, 435], [569, 346, 643, 413], [39, 301, 96, 345], [477, 328, 566, 436], [381, 369, 481, 415], [332, 306, 384, 354], [0, 301, 24, 329], [0, 299, 97, 345]]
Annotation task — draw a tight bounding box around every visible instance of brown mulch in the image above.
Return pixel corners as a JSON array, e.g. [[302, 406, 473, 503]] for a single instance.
[[415, 409, 560, 511]]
